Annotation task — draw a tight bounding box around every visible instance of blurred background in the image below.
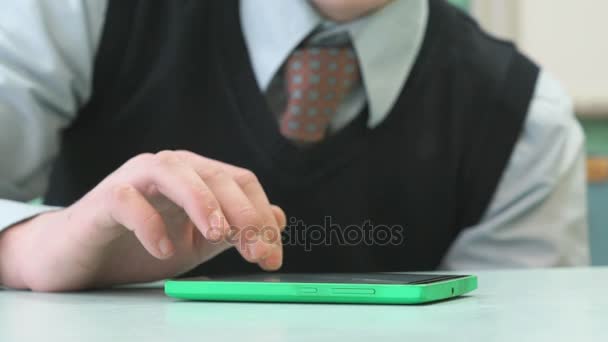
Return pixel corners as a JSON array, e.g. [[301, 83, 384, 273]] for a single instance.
[[450, 0, 608, 265]]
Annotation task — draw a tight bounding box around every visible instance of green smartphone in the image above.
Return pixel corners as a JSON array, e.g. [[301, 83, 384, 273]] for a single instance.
[[165, 273, 478, 304]]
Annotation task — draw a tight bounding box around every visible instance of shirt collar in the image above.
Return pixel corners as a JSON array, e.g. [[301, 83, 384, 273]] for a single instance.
[[241, 0, 429, 128]]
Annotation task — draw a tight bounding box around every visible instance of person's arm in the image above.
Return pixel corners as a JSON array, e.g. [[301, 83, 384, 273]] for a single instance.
[[441, 70, 590, 269], [0, 0, 109, 231], [0, 0, 109, 288], [0, 1, 284, 292]]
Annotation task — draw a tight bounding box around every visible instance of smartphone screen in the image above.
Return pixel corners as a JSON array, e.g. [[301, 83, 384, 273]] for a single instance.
[[181, 273, 469, 285]]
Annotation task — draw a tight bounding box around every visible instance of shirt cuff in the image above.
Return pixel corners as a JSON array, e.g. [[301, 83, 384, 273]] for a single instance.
[[0, 199, 60, 233]]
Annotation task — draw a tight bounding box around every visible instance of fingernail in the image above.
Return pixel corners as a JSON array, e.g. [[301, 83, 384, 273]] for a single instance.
[[264, 251, 283, 270], [242, 243, 253, 260], [248, 242, 268, 262], [208, 210, 224, 238], [159, 238, 174, 257], [259, 242, 274, 260], [208, 228, 222, 242]]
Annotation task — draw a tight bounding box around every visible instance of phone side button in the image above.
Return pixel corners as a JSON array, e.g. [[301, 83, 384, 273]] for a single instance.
[[297, 287, 318, 294], [331, 288, 376, 295]]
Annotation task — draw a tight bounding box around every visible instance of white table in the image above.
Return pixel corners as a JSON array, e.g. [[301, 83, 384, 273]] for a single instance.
[[1, 268, 606, 342]]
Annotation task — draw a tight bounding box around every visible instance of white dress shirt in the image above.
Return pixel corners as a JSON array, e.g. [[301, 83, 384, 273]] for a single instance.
[[0, 0, 590, 269]]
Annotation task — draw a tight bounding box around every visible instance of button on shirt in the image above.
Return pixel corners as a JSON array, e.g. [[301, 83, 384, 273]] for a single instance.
[[0, 0, 590, 269]]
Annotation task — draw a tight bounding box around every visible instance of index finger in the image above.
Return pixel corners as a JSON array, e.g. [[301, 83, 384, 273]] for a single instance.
[[233, 170, 283, 271], [176, 151, 283, 270]]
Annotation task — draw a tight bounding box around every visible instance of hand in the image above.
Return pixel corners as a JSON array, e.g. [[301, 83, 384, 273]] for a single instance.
[[1, 151, 285, 292]]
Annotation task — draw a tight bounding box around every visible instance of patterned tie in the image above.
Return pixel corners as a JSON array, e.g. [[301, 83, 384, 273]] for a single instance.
[[280, 47, 361, 143]]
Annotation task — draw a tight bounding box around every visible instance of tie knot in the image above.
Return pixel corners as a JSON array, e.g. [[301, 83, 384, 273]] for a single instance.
[[286, 47, 360, 90], [281, 47, 361, 143]]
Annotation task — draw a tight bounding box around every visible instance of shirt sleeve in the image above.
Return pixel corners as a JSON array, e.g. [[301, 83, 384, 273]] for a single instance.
[[0, 0, 108, 232], [441, 70, 590, 270]]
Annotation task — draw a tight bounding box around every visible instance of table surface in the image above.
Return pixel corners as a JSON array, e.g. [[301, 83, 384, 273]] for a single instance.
[[1, 268, 606, 342]]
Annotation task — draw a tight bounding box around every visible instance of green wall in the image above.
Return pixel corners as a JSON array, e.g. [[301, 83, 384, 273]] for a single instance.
[[580, 118, 608, 266], [448, 0, 470, 10], [581, 119, 608, 156]]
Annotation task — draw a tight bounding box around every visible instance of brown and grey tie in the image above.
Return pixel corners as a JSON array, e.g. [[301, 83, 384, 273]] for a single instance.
[[280, 47, 361, 143]]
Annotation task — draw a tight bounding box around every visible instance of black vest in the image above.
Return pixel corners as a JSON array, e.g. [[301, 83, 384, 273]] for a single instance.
[[45, 0, 539, 274]]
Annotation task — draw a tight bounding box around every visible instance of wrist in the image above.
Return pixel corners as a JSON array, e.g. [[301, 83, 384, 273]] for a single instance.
[[0, 210, 67, 290], [0, 217, 35, 289]]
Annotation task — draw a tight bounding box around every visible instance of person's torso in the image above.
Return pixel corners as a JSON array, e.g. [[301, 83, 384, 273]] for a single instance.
[[45, 0, 539, 274]]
